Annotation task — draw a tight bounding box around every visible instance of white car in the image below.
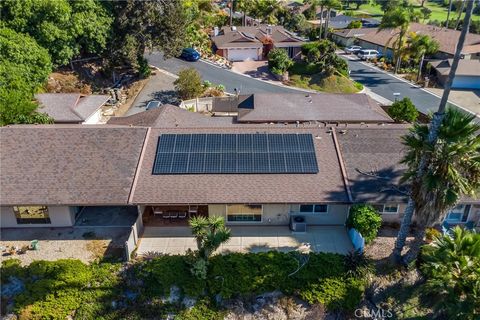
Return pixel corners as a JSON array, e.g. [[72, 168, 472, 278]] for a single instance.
[[344, 45, 362, 54], [146, 100, 162, 110], [357, 49, 381, 60]]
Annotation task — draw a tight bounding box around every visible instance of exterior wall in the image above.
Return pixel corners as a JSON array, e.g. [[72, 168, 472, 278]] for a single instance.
[[290, 204, 349, 225], [208, 204, 348, 226], [331, 35, 352, 47], [1, 206, 75, 228], [83, 109, 103, 124]]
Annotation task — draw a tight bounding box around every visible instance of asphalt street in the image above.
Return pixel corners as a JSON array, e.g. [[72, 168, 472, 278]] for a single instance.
[[145, 51, 477, 118], [343, 56, 445, 115], [145, 52, 300, 94]]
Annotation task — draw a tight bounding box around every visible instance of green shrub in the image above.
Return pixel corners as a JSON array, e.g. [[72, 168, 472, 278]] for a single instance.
[[299, 277, 364, 311], [1, 259, 25, 283], [267, 48, 293, 75], [387, 97, 419, 123], [347, 20, 362, 29], [347, 204, 382, 243], [138, 255, 205, 297], [137, 55, 151, 79], [174, 68, 204, 100], [175, 298, 225, 320], [354, 81, 364, 90]]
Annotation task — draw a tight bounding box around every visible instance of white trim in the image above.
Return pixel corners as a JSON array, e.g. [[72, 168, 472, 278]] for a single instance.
[[445, 204, 471, 223], [381, 204, 399, 214]]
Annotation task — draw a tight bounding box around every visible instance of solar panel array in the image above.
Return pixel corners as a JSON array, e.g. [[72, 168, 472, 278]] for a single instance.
[[153, 133, 318, 174]]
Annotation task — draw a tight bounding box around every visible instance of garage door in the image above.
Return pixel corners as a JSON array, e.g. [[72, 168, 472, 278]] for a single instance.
[[452, 76, 480, 89], [228, 48, 259, 61]]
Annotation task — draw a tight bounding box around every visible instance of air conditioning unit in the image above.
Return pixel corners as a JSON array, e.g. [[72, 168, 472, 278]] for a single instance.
[[290, 216, 306, 233]]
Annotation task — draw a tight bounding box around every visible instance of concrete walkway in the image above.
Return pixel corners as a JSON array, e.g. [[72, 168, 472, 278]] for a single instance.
[[137, 225, 353, 256]]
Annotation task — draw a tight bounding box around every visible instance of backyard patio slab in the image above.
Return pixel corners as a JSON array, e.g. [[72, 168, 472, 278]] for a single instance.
[[137, 226, 353, 256]]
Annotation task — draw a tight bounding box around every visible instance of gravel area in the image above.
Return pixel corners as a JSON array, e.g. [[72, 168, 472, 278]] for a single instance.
[[365, 226, 415, 263], [0, 227, 130, 265]]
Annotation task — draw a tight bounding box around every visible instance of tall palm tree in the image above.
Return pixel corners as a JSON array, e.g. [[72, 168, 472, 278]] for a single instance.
[[189, 216, 231, 259], [446, 0, 454, 28], [455, 0, 466, 30], [392, 0, 477, 264], [400, 108, 480, 259], [378, 7, 415, 74], [323, 0, 341, 39], [406, 33, 440, 81]]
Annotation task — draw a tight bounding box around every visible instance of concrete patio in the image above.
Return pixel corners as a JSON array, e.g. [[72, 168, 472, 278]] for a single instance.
[[137, 225, 353, 256]]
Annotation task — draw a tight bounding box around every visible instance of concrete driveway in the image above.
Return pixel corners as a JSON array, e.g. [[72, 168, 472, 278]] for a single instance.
[[137, 225, 353, 256], [126, 71, 179, 116]]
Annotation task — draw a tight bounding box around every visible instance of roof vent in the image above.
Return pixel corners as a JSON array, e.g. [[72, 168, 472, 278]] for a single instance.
[[266, 26, 272, 35], [231, 26, 237, 31]]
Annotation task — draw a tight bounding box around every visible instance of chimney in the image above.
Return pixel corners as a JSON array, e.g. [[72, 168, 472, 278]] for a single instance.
[[266, 26, 272, 35]]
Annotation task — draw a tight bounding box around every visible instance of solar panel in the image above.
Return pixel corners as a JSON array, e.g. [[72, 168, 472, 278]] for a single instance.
[[152, 133, 318, 174]]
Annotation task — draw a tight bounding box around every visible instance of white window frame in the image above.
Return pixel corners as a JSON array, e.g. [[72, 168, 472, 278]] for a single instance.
[[298, 204, 329, 214], [226, 204, 263, 223], [373, 204, 399, 214], [445, 204, 471, 223]]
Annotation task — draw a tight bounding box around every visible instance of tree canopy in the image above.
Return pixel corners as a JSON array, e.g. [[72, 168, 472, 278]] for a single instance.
[[0, 0, 112, 66], [0, 28, 52, 92]]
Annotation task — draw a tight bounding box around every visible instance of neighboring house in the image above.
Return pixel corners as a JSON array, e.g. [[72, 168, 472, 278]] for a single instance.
[[308, 16, 380, 30], [36, 93, 110, 124], [212, 25, 307, 61], [209, 93, 393, 123], [331, 28, 379, 47], [357, 23, 480, 60], [2, 99, 478, 232], [429, 59, 480, 89]]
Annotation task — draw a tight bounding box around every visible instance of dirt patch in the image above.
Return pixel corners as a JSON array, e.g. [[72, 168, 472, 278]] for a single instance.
[[46, 72, 93, 94], [0, 227, 129, 265]]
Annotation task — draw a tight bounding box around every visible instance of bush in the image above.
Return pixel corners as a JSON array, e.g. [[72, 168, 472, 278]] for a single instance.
[[299, 277, 365, 311], [387, 97, 419, 123], [138, 255, 205, 297], [137, 55, 151, 79], [174, 68, 204, 100], [347, 20, 362, 29], [267, 48, 293, 75], [347, 205, 382, 244], [425, 227, 441, 242]]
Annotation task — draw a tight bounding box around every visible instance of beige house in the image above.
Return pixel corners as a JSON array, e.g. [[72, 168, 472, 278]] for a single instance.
[[1, 96, 478, 235]]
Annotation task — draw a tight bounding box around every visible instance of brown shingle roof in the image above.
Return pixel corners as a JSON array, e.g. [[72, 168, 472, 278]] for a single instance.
[[36, 93, 109, 123], [212, 25, 305, 48], [336, 126, 410, 203], [107, 104, 237, 128], [0, 125, 147, 205], [430, 59, 480, 76], [358, 23, 480, 55], [130, 127, 349, 204], [333, 28, 378, 38], [236, 93, 393, 123]]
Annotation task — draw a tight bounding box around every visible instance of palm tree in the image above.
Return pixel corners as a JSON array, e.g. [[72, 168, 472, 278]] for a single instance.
[[323, 0, 341, 39], [189, 216, 231, 259], [392, 0, 477, 264], [307, 0, 328, 39], [421, 227, 480, 319], [455, 0, 466, 30], [399, 108, 480, 258], [378, 8, 414, 73], [406, 33, 440, 81], [446, 0, 454, 28]]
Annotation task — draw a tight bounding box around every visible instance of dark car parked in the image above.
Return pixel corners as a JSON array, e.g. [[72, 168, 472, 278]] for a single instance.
[[180, 48, 200, 62]]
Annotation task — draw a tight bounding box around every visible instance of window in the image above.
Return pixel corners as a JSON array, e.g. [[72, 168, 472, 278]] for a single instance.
[[446, 204, 471, 223], [372, 204, 399, 214], [14, 206, 51, 224], [226, 204, 262, 222], [299, 204, 328, 213]]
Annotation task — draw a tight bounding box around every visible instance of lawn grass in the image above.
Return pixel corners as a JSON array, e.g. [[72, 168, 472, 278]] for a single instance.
[[346, 0, 480, 22], [288, 73, 361, 93]]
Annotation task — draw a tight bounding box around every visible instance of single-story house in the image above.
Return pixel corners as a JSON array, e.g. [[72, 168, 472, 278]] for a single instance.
[[1, 98, 478, 239], [213, 93, 393, 123], [357, 23, 480, 60], [429, 59, 480, 89], [307, 16, 380, 30], [212, 25, 307, 61], [36, 93, 110, 124], [332, 28, 379, 47]]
